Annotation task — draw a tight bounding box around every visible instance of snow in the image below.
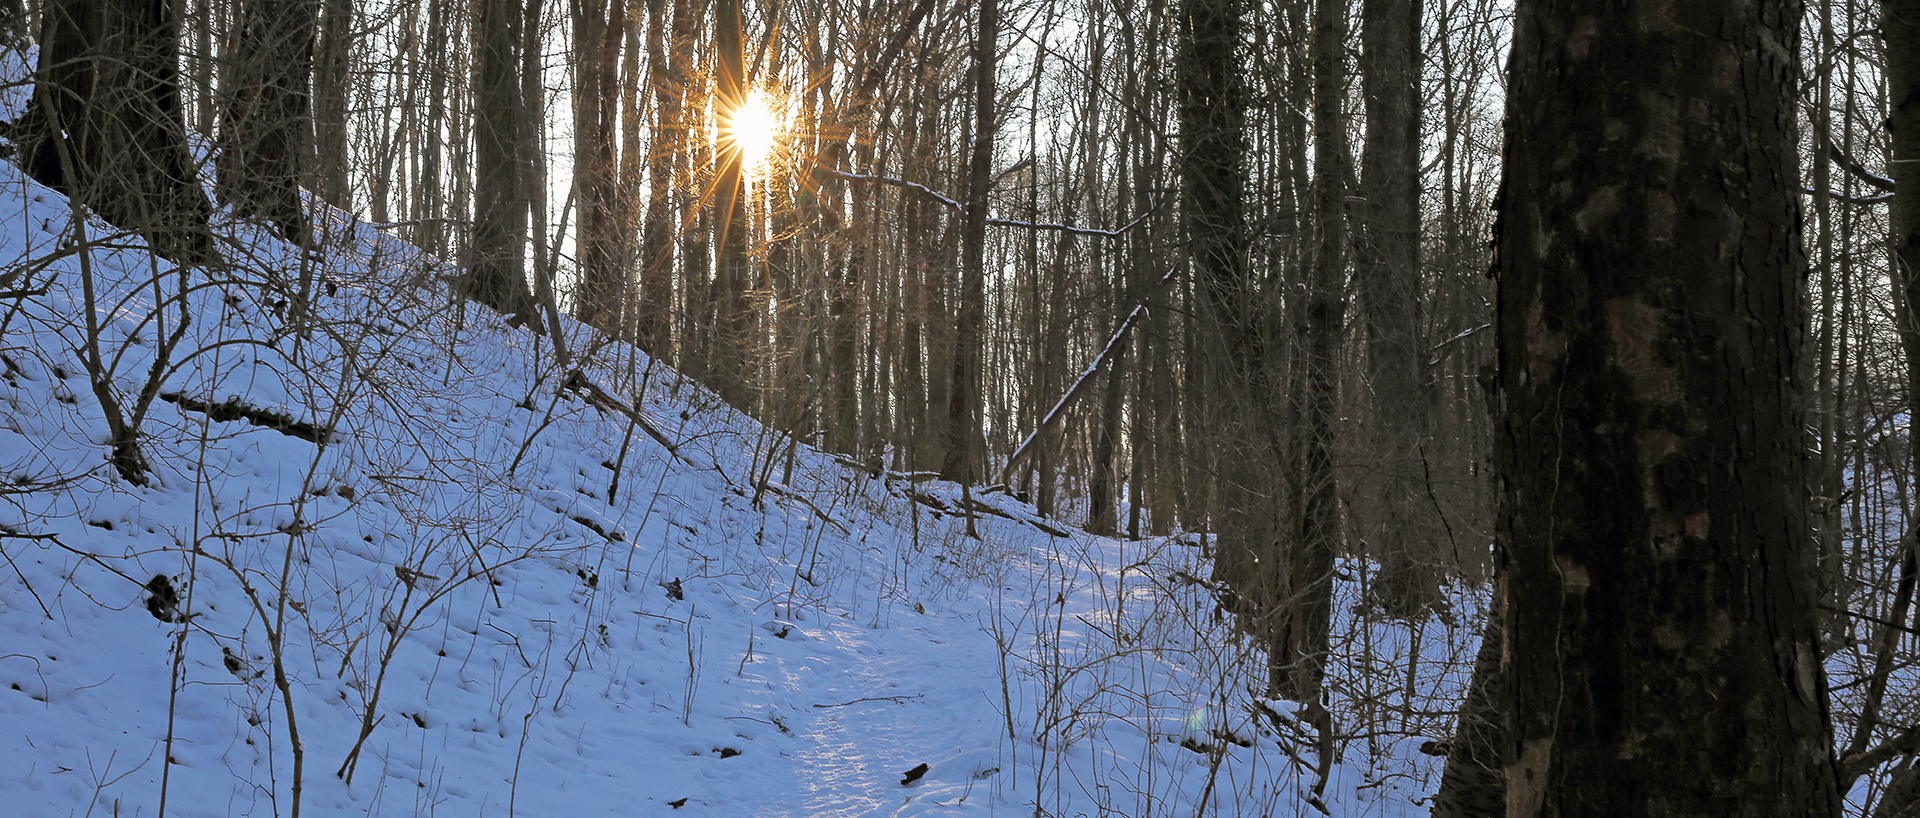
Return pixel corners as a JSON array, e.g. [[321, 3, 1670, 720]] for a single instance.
[[0, 59, 1470, 818]]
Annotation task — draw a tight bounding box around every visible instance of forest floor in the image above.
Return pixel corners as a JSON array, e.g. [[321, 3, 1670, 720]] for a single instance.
[[0, 52, 1470, 818]]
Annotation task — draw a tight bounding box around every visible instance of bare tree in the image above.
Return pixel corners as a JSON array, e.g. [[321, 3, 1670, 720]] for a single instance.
[[217, 0, 318, 245], [469, 0, 538, 320], [16, 0, 215, 263]]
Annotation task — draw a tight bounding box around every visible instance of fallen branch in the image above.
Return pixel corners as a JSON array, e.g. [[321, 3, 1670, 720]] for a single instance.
[[559, 369, 685, 462], [160, 392, 333, 444], [999, 268, 1176, 485], [813, 694, 925, 709], [758, 482, 853, 537]]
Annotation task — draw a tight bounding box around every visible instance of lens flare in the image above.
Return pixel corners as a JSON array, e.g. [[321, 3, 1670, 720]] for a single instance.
[[728, 89, 778, 174]]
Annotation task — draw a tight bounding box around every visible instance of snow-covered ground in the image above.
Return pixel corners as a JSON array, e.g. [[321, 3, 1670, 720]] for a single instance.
[[0, 53, 1469, 818]]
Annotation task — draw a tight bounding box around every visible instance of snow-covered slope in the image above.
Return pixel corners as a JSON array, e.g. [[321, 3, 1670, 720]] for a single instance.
[[0, 65, 1467, 818]]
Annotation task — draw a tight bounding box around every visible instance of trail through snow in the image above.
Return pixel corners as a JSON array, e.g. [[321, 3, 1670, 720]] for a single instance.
[[0, 37, 1464, 816]]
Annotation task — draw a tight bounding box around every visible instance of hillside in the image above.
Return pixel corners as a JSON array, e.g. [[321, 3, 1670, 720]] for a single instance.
[[0, 124, 1470, 818]]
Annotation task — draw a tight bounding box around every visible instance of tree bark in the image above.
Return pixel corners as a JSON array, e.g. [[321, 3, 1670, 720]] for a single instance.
[[308, 0, 351, 210], [941, 0, 997, 485], [1495, 1, 1841, 814], [1275, 0, 1343, 701], [572, 0, 627, 331], [1180, 0, 1275, 685], [1355, 0, 1438, 619], [468, 0, 537, 320], [709, 0, 752, 408], [1430, 581, 1504, 818], [18, 0, 215, 263], [217, 0, 318, 246]]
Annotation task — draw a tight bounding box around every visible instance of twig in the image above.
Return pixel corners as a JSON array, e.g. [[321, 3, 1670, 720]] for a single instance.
[[812, 694, 925, 708]]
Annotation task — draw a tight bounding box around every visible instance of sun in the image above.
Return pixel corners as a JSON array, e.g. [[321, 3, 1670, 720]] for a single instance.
[[727, 89, 778, 174]]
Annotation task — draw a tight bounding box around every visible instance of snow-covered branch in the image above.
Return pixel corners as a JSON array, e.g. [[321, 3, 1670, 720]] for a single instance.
[[1802, 185, 1893, 206], [999, 268, 1178, 486]]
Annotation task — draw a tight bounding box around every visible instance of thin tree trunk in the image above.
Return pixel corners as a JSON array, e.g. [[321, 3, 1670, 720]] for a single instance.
[[1276, 0, 1343, 702], [942, 0, 996, 487], [309, 0, 350, 209], [572, 0, 626, 331]]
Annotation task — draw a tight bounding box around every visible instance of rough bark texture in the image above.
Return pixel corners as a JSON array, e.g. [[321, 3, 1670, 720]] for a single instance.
[[1495, 1, 1841, 815], [216, 0, 317, 246], [17, 0, 214, 263]]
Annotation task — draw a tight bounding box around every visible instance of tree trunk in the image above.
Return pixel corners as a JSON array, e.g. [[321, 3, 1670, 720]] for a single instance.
[[942, 0, 996, 485], [18, 0, 214, 263], [709, 0, 752, 408], [1180, 0, 1273, 682], [217, 0, 317, 246], [572, 0, 626, 331], [1355, 0, 1437, 619], [1276, 0, 1343, 701], [1495, 1, 1841, 814], [1429, 581, 1504, 818], [415, 0, 448, 257], [468, 0, 537, 320], [308, 0, 350, 210]]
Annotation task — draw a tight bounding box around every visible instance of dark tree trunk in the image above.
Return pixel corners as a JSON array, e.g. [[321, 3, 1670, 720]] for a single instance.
[[18, 0, 214, 263], [1276, 0, 1343, 702], [942, 0, 996, 485], [1355, 0, 1437, 619], [709, 0, 752, 408], [468, 0, 536, 319], [1495, 1, 1841, 814], [217, 0, 317, 246], [1180, 0, 1276, 683], [416, 0, 448, 258], [1889, 0, 1920, 535], [572, 0, 627, 331], [636, 0, 692, 357], [1087, 327, 1126, 536]]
